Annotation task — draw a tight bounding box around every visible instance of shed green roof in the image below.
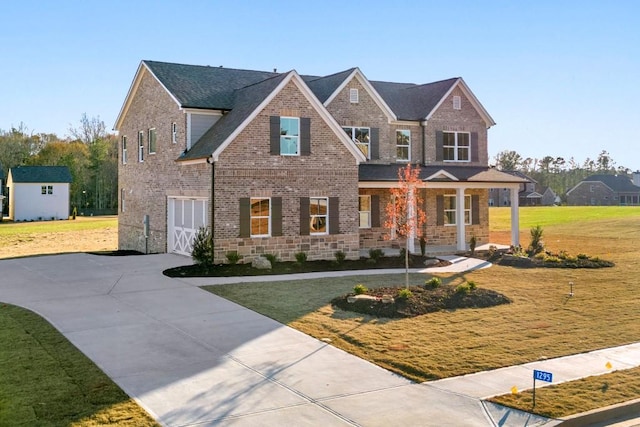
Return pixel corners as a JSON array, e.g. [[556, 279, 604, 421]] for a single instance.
[[9, 166, 73, 183]]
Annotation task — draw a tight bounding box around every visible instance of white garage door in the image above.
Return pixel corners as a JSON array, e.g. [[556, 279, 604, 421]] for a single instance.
[[168, 197, 208, 256]]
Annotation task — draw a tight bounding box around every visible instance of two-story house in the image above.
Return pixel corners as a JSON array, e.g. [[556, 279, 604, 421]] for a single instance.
[[115, 61, 525, 262]]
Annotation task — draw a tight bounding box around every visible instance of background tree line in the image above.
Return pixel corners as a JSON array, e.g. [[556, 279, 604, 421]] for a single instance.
[[0, 114, 118, 215], [493, 149, 634, 201]]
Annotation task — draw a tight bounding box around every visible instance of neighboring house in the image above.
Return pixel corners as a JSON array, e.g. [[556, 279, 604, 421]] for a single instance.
[[115, 60, 526, 262], [7, 166, 73, 221], [489, 171, 542, 206], [566, 173, 640, 206], [540, 186, 560, 206], [0, 163, 5, 220]]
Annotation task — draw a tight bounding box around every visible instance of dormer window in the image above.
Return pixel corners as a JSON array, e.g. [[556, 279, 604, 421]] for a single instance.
[[453, 95, 461, 110], [349, 88, 359, 104], [343, 126, 370, 159]]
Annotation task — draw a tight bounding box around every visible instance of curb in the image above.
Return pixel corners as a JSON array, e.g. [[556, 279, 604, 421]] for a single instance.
[[557, 398, 640, 426]]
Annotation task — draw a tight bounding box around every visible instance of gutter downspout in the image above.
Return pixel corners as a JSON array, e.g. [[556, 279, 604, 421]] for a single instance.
[[420, 120, 428, 166]]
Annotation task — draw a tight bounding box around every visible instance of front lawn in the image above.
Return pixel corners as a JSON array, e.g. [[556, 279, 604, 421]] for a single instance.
[[0, 303, 158, 426], [204, 207, 640, 400]]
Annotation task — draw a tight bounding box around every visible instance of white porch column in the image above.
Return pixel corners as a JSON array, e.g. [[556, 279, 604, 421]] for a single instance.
[[456, 187, 466, 251], [510, 186, 520, 247]]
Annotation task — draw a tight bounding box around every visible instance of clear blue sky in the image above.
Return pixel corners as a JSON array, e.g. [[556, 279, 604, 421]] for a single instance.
[[2, 0, 638, 170]]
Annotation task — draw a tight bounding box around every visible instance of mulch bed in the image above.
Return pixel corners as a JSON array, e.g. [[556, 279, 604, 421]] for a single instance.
[[331, 285, 512, 318]]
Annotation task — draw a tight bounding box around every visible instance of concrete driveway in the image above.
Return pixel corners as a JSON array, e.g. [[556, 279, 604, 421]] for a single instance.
[[0, 253, 553, 426]]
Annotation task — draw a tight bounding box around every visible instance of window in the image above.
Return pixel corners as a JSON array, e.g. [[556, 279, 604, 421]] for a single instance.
[[396, 130, 410, 162], [280, 117, 299, 155], [453, 95, 461, 110], [443, 131, 470, 162], [350, 88, 359, 103], [148, 128, 157, 154], [171, 123, 177, 144], [138, 131, 144, 162], [41, 185, 53, 195], [41, 186, 47, 195], [359, 195, 371, 228], [48, 185, 53, 195], [121, 136, 127, 164], [309, 197, 328, 234], [121, 188, 125, 212], [343, 126, 370, 159], [250, 198, 270, 237], [443, 194, 471, 225]]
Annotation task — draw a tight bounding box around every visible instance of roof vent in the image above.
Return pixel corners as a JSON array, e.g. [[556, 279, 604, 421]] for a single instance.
[[273, 68, 277, 73]]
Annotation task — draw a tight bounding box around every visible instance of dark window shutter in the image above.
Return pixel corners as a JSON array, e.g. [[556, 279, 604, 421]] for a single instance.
[[436, 131, 443, 161], [329, 197, 339, 234], [300, 117, 311, 156], [239, 198, 250, 237], [471, 132, 479, 162], [436, 195, 444, 226], [272, 197, 283, 236], [371, 195, 380, 228], [370, 128, 379, 160], [270, 116, 280, 155], [472, 195, 480, 225], [300, 197, 310, 235]]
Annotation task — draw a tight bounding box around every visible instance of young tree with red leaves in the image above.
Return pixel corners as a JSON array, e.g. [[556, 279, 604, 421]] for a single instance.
[[384, 164, 427, 288]]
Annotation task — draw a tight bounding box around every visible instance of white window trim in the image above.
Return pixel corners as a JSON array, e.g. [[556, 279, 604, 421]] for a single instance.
[[121, 188, 125, 212], [171, 122, 177, 144], [444, 194, 471, 226], [250, 197, 271, 237], [396, 129, 411, 162], [148, 128, 157, 154], [138, 131, 144, 162], [453, 95, 461, 110], [443, 131, 470, 163], [122, 135, 127, 164], [280, 116, 300, 156], [309, 197, 328, 235], [359, 195, 371, 229], [343, 126, 370, 160], [349, 88, 359, 103]]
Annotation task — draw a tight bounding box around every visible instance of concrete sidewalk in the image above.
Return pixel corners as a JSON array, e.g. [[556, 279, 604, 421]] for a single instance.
[[1, 253, 637, 426]]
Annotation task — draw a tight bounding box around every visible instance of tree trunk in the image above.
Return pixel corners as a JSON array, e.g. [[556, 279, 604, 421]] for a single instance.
[[405, 237, 409, 289]]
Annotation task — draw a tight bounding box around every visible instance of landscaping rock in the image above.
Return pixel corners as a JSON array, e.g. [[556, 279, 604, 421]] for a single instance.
[[251, 257, 272, 270], [347, 294, 378, 303], [423, 258, 440, 267]]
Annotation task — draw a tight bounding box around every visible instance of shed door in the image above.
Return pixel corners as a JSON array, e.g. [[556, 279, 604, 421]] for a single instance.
[[168, 197, 207, 256]]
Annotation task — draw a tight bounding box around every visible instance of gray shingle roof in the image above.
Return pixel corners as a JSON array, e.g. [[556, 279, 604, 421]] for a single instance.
[[303, 68, 357, 103], [360, 164, 490, 181], [144, 60, 279, 110], [9, 166, 72, 183], [371, 78, 459, 120], [181, 73, 290, 160], [584, 174, 640, 192]]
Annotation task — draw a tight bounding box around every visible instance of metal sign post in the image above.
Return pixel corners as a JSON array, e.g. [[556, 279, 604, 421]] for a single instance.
[[532, 369, 553, 410]]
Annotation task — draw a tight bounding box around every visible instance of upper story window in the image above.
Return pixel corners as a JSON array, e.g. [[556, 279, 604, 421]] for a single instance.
[[250, 197, 271, 237], [138, 131, 144, 162], [444, 194, 471, 225], [453, 95, 461, 110], [309, 197, 328, 234], [171, 123, 177, 144], [148, 128, 157, 154], [280, 117, 299, 156], [359, 195, 371, 228], [343, 126, 370, 159], [396, 130, 410, 162], [121, 135, 127, 164], [349, 88, 359, 103], [443, 131, 470, 162]]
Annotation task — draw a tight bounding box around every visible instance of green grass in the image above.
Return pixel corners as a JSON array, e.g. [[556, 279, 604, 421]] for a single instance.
[[0, 216, 116, 236], [0, 303, 158, 426], [204, 206, 640, 416]]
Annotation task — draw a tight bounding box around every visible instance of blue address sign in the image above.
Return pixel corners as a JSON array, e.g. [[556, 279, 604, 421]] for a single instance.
[[533, 370, 553, 382]]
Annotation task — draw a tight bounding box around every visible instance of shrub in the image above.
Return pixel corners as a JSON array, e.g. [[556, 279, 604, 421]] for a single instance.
[[368, 248, 384, 262], [295, 251, 307, 264], [467, 280, 478, 291], [191, 227, 213, 265], [469, 235, 477, 255], [397, 288, 413, 299], [225, 251, 242, 265], [399, 247, 407, 260], [353, 284, 368, 295], [419, 236, 426, 256], [455, 283, 471, 295], [424, 277, 441, 289], [528, 225, 544, 256], [334, 250, 346, 264], [577, 253, 589, 259], [264, 253, 278, 264]]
